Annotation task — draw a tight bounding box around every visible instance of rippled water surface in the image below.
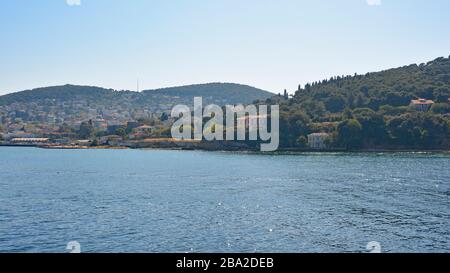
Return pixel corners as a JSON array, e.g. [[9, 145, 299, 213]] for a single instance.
[[0, 147, 449, 253]]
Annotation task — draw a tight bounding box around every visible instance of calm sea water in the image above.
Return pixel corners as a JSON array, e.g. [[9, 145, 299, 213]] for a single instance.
[[0, 147, 449, 253]]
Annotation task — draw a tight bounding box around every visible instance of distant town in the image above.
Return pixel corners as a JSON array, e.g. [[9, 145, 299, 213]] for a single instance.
[[0, 83, 275, 150]]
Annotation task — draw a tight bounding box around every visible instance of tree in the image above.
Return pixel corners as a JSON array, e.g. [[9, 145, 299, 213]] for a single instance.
[[355, 94, 366, 108], [433, 87, 450, 103], [287, 110, 311, 137], [384, 92, 412, 107], [78, 120, 94, 139], [115, 127, 127, 138], [379, 105, 408, 116], [296, 135, 307, 148], [342, 107, 353, 119], [386, 113, 449, 148], [336, 119, 363, 150], [325, 96, 346, 113], [58, 123, 73, 133], [299, 100, 326, 118], [431, 103, 450, 114], [160, 112, 169, 122], [348, 93, 356, 108], [353, 108, 388, 145], [91, 139, 99, 147]]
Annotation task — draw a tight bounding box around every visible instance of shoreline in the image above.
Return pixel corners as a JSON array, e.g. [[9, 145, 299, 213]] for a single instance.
[[1, 143, 449, 154]]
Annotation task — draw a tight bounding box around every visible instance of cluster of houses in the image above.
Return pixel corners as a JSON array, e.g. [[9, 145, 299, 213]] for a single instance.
[[0, 119, 168, 147]]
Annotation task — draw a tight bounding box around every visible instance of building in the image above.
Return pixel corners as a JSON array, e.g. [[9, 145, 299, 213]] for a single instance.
[[75, 140, 92, 146], [126, 121, 140, 132], [237, 115, 270, 129], [99, 135, 123, 145], [411, 98, 434, 112], [133, 125, 154, 135], [10, 138, 50, 144], [1, 132, 38, 141], [92, 119, 108, 132], [308, 133, 330, 149], [107, 123, 125, 135]]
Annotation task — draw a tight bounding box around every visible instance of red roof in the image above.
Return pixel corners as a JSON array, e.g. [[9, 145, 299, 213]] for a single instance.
[[411, 98, 434, 105]]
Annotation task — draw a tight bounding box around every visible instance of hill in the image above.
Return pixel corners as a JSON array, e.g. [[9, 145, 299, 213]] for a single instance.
[[266, 56, 450, 150], [0, 83, 273, 129], [0, 83, 273, 108], [290, 56, 450, 115], [142, 83, 273, 106]]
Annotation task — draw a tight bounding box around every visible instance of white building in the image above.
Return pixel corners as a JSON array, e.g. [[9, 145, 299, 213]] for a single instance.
[[10, 138, 49, 144], [308, 133, 330, 149]]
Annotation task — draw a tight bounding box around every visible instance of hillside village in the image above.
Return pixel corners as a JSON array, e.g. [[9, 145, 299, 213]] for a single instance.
[[0, 83, 273, 149]]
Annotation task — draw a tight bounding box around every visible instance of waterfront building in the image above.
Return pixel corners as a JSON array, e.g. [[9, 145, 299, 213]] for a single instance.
[[133, 125, 154, 134], [308, 133, 330, 149], [10, 138, 49, 144]]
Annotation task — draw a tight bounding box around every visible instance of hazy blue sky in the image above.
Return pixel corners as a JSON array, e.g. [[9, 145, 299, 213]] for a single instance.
[[0, 0, 449, 95]]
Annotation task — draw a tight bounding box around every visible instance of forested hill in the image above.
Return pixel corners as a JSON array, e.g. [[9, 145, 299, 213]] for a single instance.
[[291, 56, 450, 114], [0, 83, 274, 108], [142, 83, 274, 105], [267, 56, 450, 150], [0, 85, 121, 105]]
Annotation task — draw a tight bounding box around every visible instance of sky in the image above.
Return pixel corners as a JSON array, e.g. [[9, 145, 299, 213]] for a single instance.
[[0, 0, 449, 95]]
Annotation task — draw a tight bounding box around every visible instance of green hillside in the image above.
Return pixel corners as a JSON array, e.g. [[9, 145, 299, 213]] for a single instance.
[[266, 56, 450, 150], [0, 83, 273, 107]]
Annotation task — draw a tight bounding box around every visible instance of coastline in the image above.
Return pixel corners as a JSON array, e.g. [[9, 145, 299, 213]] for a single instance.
[[1, 143, 449, 154]]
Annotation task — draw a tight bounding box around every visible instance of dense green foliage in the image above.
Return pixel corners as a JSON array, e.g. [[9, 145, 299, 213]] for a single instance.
[[267, 56, 450, 150], [0, 83, 273, 107], [142, 83, 274, 105], [295, 56, 450, 113], [78, 120, 94, 139]]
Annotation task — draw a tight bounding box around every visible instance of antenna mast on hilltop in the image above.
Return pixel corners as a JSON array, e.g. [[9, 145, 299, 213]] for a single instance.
[[137, 78, 140, 92]]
